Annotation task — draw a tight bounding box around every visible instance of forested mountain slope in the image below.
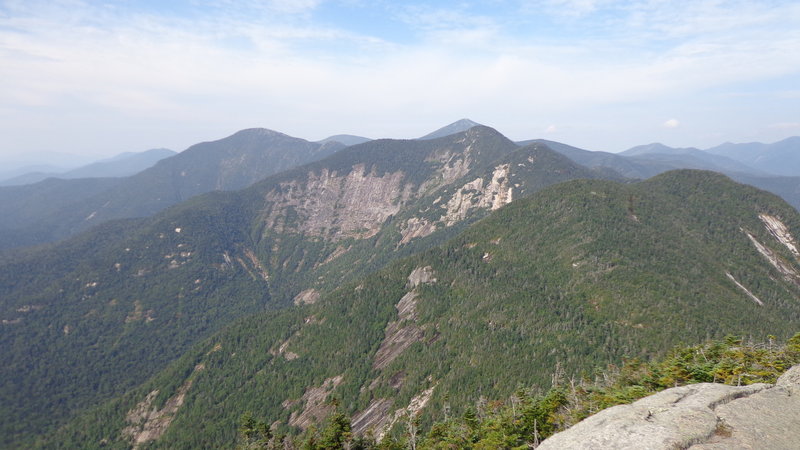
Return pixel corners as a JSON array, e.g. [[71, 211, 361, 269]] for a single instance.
[[0, 126, 612, 447], [45, 170, 800, 448], [0, 129, 345, 250]]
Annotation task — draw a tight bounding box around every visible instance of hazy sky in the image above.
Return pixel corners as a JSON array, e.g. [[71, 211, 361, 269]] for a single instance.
[[1, 0, 799, 161]]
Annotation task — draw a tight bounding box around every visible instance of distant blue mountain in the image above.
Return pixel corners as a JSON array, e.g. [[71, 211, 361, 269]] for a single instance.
[[0, 148, 176, 186], [706, 136, 800, 176], [620, 143, 764, 175]]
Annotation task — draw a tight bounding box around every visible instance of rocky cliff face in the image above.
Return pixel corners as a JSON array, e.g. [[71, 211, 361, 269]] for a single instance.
[[260, 164, 415, 240], [255, 126, 517, 243], [538, 364, 800, 450]]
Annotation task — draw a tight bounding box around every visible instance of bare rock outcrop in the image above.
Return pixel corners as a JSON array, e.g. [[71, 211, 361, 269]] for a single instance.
[[352, 385, 436, 440], [285, 375, 344, 430], [442, 164, 513, 226], [261, 164, 414, 241], [351, 398, 394, 436], [293, 288, 320, 305], [538, 364, 800, 450], [122, 376, 196, 448], [759, 213, 800, 258], [372, 321, 424, 370], [399, 217, 438, 244], [406, 266, 436, 289], [399, 163, 514, 246], [373, 267, 437, 370], [691, 364, 800, 449], [745, 230, 800, 287]]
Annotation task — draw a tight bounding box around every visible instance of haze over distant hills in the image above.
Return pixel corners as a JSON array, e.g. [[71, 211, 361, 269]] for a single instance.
[[619, 143, 767, 175], [619, 138, 800, 177], [706, 136, 800, 176], [0, 148, 176, 186], [0, 151, 101, 176]]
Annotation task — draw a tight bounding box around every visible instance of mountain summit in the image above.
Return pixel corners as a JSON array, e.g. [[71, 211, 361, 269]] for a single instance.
[[418, 118, 482, 140]]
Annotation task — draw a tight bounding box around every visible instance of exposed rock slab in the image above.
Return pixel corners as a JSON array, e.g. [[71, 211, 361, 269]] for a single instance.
[[122, 378, 195, 448], [399, 217, 437, 244], [725, 272, 764, 306], [406, 266, 436, 289], [293, 288, 320, 305], [359, 386, 436, 441], [286, 375, 344, 429], [539, 365, 800, 450], [351, 398, 394, 435], [691, 365, 800, 450], [373, 267, 437, 370], [759, 213, 800, 258], [745, 230, 800, 287], [372, 322, 423, 370], [261, 164, 413, 241], [442, 164, 513, 226], [377, 385, 436, 441]]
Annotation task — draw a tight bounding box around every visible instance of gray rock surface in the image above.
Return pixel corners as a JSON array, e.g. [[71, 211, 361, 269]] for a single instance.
[[538, 365, 800, 450]]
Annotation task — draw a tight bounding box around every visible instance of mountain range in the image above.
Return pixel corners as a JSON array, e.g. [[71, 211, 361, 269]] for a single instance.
[[1, 120, 799, 447], [1, 120, 798, 252], [518, 138, 800, 211], [1, 125, 615, 446], [0, 148, 177, 187], [707, 136, 800, 176], [36, 170, 800, 448], [619, 142, 769, 175]]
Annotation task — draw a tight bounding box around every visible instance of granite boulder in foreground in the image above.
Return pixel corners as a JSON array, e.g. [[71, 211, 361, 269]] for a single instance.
[[538, 364, 800, 450]]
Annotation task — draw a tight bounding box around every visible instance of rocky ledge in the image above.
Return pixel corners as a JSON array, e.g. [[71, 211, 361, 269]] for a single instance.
[[538, 364, 800, 450]]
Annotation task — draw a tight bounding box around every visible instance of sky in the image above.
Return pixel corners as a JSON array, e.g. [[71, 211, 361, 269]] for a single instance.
[[1, 0, 799, 164]]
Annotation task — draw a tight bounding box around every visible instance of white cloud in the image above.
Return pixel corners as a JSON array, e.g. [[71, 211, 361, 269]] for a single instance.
[[392, 4, 502, 48], [1, 0, 799, 156]]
